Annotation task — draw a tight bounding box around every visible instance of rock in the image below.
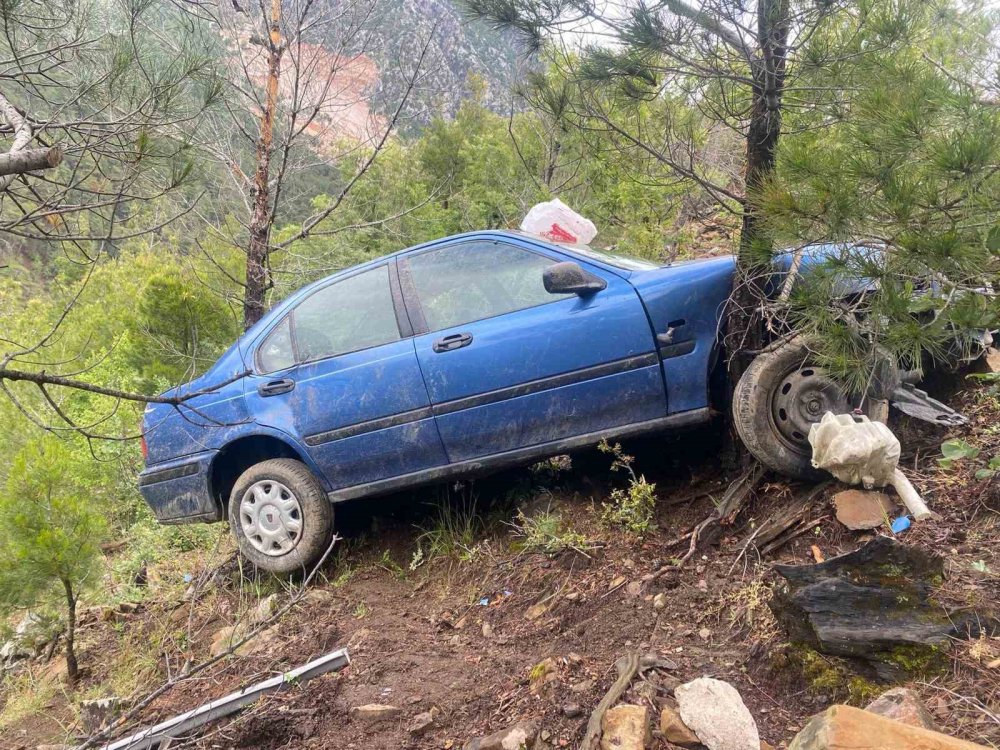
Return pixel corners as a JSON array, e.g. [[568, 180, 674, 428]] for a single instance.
[[626, 581, 643, 597], [464, 719, 539, 750], [408, 707, 440, 735], [562, 703, 583, 718], [675, 677, 759, 750], [303, 588, 335, 607], [653, 593, 667, 610], [833, 490, 894, 531], [659, 705, 701, 747], [984, 347, 1000, 374], [529, 657, 557, 693], [525, 603, 548, 621], [601, 704, 649, 750], [80, 696, 122, 734], [209, 625, 238, 657], [350, 704, 402, 723], [570, 679, 594, 694], [788, 704, 989, 749], [864, 687, 936, 730], [252, 594, 279, 624], [482, 621, 494, 638], [770, 537, 1000, 672]]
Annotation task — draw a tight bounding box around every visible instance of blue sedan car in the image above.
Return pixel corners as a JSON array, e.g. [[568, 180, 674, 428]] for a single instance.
[[137, 231, 871, 571]]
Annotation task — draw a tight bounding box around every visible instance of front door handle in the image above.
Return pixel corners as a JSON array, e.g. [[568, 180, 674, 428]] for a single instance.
[[432, 332, 473, 353], [258, 378, 295, 397]]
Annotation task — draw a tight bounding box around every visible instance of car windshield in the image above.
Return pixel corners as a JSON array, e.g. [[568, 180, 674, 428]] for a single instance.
[[564, 244, 659, 272]]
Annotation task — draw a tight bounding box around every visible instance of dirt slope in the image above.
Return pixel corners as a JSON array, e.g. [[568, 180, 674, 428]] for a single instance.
[[2, 394, 999, 749]]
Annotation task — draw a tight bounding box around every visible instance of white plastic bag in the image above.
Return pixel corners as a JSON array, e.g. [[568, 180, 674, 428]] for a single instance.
[[520, 198, 597, 245]]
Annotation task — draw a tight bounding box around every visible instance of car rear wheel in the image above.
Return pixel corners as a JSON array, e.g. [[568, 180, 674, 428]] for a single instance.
[[732, 338, 853, 480], [228, 458, 334, 574]]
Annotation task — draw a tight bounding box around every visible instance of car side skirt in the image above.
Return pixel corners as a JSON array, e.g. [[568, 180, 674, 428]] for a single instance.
[[327, 407, 712, 503]]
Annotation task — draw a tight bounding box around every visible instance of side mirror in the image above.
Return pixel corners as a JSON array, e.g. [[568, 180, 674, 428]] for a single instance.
[[543, 262, 607, 296]]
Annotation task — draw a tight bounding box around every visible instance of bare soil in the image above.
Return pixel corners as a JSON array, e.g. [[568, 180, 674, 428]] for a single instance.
[[2, 387, 999, 750]]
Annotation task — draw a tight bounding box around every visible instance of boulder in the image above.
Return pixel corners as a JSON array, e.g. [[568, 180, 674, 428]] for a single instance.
[[350, 704, 402, 723], [864, 687, 936, 730], [464, 720, 539, 750], [788, 704, 989, 749], [601, 704, 649, 750], [675, 677, 759, 750], [659, 705, 702, 747], [770, 538, 999, 673]]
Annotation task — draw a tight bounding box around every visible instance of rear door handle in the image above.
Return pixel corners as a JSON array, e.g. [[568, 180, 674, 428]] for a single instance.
[[432, 332, 473, 353], [258, 378, 295, 397]]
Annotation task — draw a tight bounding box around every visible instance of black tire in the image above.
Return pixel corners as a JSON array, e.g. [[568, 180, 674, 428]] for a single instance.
[[228, 458, 334, 575], [732, 339, 851, 480]]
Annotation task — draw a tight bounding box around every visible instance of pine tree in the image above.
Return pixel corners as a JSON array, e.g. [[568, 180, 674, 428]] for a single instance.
[[0, 438, 106, 686], [465, 0, 1000, 393]]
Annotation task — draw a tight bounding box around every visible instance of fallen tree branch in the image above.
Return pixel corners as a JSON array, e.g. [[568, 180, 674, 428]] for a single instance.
[[0, 145, 61, 176], [654, 463, 765, 576]]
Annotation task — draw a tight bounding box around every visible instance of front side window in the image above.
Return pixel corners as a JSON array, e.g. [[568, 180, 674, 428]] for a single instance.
[[257, 265, 400, 372], [406, 241, 568, 331]]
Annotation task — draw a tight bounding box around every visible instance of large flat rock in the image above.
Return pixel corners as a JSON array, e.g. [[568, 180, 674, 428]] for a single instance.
[[789, 705, 989, 749], [770, 538, 998, 666]]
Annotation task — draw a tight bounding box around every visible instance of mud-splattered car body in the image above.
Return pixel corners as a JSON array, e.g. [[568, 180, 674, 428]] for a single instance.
[[139, 230, 738, 524]]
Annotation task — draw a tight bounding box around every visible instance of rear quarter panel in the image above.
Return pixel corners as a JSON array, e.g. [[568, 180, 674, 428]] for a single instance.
[[143, 377, 252, 466]]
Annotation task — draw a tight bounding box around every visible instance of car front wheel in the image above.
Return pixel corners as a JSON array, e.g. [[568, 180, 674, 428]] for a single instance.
[[732, 338, 853, 480], [228, 458, 334, 574]]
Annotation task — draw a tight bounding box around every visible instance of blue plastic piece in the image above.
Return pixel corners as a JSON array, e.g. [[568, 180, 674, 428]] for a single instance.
[[891, 516, 911, 534]]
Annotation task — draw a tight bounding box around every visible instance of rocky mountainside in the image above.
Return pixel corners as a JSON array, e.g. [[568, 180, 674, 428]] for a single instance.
[[334, 0, 530, 128]]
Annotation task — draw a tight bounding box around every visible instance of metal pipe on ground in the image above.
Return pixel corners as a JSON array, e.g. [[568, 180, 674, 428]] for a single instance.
[[87, 648, 350, 750]]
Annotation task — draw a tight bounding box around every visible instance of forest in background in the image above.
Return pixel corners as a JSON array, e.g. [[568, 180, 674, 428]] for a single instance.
[[1, 0, 1000, 715]]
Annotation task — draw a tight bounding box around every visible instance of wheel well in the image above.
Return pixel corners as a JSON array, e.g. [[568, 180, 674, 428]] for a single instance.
[[708, 341, 729, 412], [210, 435, 304, 514]]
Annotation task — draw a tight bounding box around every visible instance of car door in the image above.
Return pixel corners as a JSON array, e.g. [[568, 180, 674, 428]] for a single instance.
[[399, 237, 666, 463], [244, 262, 448, 492]]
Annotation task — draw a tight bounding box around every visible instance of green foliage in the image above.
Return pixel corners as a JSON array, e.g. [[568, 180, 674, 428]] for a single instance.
[[0, 437, 106, 610], [510, 506, 593, 555], [412, 493, 485, 564], [937, 439, 981, 469], [974, 457, 1000, 481], [598, 440, 656, 535]]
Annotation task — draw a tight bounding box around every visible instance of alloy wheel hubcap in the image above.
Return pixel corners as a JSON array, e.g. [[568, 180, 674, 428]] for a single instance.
[[771, 365, 850, 449], [239, 480, 303, 556]]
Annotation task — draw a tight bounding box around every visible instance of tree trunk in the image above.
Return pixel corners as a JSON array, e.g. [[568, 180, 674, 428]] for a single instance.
[[62, 577, 78, 686], [243, 0, 284, 330], [723, 0, 790, 467]]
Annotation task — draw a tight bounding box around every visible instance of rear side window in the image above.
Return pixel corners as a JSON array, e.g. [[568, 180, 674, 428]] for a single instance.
[[257, 265, 400, 372], [406, 241, 567, 331], [293, 265, 399, 362], [257, 317, 294, 373]]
